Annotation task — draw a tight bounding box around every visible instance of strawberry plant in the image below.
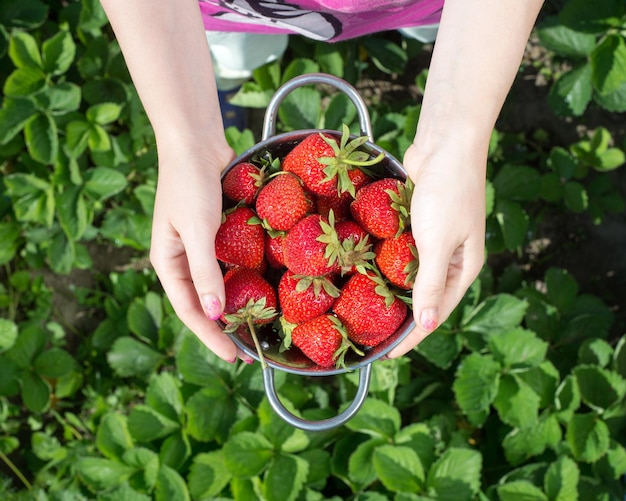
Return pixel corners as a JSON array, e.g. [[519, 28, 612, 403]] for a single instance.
[[1, 1, 625, 499]]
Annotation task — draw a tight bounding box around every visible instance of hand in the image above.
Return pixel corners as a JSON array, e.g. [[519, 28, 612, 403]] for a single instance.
[[149, 144, 250, 364], [387, 140, 487, 357]]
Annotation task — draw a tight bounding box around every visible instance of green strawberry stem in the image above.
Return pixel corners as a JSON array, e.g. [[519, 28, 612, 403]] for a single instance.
[[246, 316, 268, 370]]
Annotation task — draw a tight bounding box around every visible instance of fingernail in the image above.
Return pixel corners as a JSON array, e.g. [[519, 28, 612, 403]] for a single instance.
[[420, 308, 438, 332], [227, 356, 237, 364], [244, 358, 254, 365], [202, 294, 222, 320]]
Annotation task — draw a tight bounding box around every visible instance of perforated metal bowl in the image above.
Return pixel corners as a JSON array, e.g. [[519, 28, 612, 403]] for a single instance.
[[219, 73, 415, 431]]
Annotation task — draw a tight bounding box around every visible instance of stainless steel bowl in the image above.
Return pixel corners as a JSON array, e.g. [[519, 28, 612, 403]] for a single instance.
[[219, 73, 415, 431]]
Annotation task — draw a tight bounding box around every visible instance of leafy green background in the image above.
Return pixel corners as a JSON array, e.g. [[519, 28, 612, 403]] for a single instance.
[[1, 0, 625, 499]]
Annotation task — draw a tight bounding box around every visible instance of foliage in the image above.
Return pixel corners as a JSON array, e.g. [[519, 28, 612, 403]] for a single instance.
[[1, 1, 625, 500]]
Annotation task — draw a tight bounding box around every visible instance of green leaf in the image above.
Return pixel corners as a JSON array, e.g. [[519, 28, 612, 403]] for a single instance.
[[7, 324, 46, 368], [503, 414, 562, 465], [88, 123, 111, 152], [107, 337, 164, 378], [160, 431, 190, 470], [42, 30, 75, 76], [122, 447, 159, 490], [536, 16, 597, 58], [490, 328, 547, 369], [127, 297, 159, 345], [57, 185, 89, 240], [544, 456, 580, 501], [493, 374, 540, 428], [361, 36, 407, 74], [495, 199, 529, 250], [548, 64, 593, 117], [8, 31, 42, 69], [418, 329, 462, 369], [257, 398, 310, 453], [593, 79, 626, 113], [47, 231, 75, 275], [573, 364, 626, 411], [175, 331, 233, 386], [98, 484, 151, 501], [546, 268, 579, 311], [86, 102, 123, 125], [426, 448, 482, 501], [127, 405, 180, 443], [84, 166, 128, 200], [345, 398, 401, 438], [97, 413, 134, 460], [3, 66, 46, 97], [146, 372, 183, 422], [497, 480, 548, 501], [21, 371, 50, 412], [46, 82, 81, 113], [566, 413, 610, 463], [594, 440, 626, 480], [25, 112, 58, 164], [223, 431, 274, 478], [549, 147, 578, 180], [578, 338, 613, 367], [0, 97, 37, 143], [555, 374, 581, 422], [517, 361, 560, 408], [493, 164, 542, 201], [0, 222, 21, 266], [614, 335, 626, 379], [348, 437, 387, 488], [263, 453, 309, 501], [563, 181, 588, 212], [559, 0, 625, 33], [184, 383, 237, 443], [372, 444, 425, 493], [0, 318, 18, 352], [279, 86, 321, 130], [590, 34, 626, 95], [188, 451, 232, 499], [65, 120, 90, 158], [463, 294, 528, 335], [75, 457, 136, 492], [453, 353, 501, 415], [33, 347, 75, 378], [155, 465, 190, 501]]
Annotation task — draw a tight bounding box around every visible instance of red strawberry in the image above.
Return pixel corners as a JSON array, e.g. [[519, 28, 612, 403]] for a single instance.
[[221, 268, 278, 368], [291, 314, 362, 368], [265, 233, 286, 269], [375, 232, 419, 289], [333, 273, 407, 346], [255, 173, 311, 231], [223, 162, 265, 204], [278, 270, 339, 324], [335, 219, 375, 275], [317, 168, 373, 221], [221, 268, 277, 324], [282, 214, 341, 277], [282, 125, 383, 198], [215, 206, 265, 270], [350, 177, 412, 239]]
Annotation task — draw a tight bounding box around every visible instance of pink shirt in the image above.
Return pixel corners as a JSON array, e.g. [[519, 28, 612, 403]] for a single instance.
[[199, 0, 444, 42]]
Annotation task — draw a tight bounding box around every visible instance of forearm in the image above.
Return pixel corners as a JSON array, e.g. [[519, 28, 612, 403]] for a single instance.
[[100, 0, 229, 159], [413, 0, 544, 163]]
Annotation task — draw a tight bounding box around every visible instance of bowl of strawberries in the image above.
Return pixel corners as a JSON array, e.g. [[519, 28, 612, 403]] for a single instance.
[[217, 73, 416, 431]]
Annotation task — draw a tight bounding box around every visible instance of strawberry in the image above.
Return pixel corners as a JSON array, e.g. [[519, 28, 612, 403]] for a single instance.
[[335, 219, 375, 275], [215, 206, 265, 270], [222, 162, 265, 205], [291, 314, 362, 368], [265, 233, 286, 269], [282, 214, 341, 277], [222, 268, 278, 367], [316, 167, 373, 221], [350, 177, 412, 239], [282, 125, 383, 198], [221, 268, 277, 325], [375, 231, 419, 289], [255, 172, 311, 231], [333, 272, 408, 346], [278, 270, 339, 324]]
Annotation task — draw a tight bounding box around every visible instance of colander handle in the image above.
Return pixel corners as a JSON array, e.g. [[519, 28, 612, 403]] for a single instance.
[[262, 364, 372, 432], [262, 73, 374, 141]]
